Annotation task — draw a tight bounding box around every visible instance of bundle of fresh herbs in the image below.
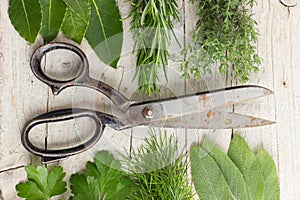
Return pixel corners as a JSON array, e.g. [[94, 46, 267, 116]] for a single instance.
[[181, 0, 261, 82], [128, 0, 180, 95], [122, 130, 194, 199]]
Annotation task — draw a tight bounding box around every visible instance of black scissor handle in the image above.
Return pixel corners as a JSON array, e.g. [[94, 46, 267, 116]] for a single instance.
[[21, 108, 105, 163], [30, 43, 131, 111], [30, 43, 89, 94]]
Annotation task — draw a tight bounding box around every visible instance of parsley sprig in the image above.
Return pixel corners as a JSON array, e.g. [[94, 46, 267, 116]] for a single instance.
[[181, 0, 261, 82], [16, 166, 67, 200]]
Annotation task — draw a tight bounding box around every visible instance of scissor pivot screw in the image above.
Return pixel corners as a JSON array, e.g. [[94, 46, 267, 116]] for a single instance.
[[143, 107, 153, 119]]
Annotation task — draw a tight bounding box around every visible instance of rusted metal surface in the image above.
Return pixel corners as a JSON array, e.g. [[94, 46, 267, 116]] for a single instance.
[[125, 85, 273, 126], [146, 110, 275, 129]]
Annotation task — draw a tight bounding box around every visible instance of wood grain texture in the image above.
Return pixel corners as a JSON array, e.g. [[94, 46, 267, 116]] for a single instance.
[[0, 0, 300, 199]]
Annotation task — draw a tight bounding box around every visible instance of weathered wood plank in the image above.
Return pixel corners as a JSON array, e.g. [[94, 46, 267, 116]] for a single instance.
[[0, 0, 46, 170], [0, 167, 26, 199]]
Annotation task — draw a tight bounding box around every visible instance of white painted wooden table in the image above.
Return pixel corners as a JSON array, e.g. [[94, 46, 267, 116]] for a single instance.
[[0, 0, 299, 199]]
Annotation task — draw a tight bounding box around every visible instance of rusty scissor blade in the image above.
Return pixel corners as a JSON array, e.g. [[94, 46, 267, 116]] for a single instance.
[[146, 111, 275, 129], [126, 86, 273, 126]]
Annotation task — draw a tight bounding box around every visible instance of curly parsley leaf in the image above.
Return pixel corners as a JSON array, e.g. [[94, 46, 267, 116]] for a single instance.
[[16, 165, 67, 200], [70, 151, 136, 200]]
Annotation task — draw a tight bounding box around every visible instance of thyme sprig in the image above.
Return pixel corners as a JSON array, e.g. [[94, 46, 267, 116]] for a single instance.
[[128, 0, 179, 95], [181, 0, 261, 82]]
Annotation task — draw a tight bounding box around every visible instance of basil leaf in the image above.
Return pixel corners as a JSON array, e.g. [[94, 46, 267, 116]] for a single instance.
[[39, 0, 66, 42], [61, 0, 91, 43], [202, 139, 248, 200], [228, 135, 264, 200], [190, 146, 230, 200], [8, 0, 41, 43], [256, 149, 280, 200], [85, 0, 123, 68]]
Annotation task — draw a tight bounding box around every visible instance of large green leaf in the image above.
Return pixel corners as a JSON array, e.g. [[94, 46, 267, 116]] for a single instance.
[[63, 0, 91, 20], [190, 146, 230, 200], [85, 0, 123, 68], [61, 0, 91, 43], [256, 149, 280, 200], [202, 138, 248, 200], [228, 135, 264, 200], [39, 0, 66, 42], [8, 0, 42, 43]]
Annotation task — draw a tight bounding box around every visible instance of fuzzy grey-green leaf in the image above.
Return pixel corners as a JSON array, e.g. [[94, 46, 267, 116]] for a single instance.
[[40, 0, 66, 42], [191, 145, 230, 200], [256, 149, 280, 200], [228, 135, 264, 200], [85, 0, 123, 68], [8, 0, 41, 43], [202, 138, 248, 200]]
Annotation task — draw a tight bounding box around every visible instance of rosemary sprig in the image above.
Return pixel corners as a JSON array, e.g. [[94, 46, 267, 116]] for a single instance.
[[181, 0, 261, 82], [122, 130, 194, 199], [128, 0, 179, 95]]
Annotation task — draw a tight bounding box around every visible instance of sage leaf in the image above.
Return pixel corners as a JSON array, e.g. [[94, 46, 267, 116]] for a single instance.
[[85, 0, 123, 68], [8, 0, 42, 43], [61, 0, 91, 43], [39, 0, 66, 42], [256, 149, 280, 200], [202, 138, 248, 200], [190, 146, 230, 200], [228, 135, 264, 200]]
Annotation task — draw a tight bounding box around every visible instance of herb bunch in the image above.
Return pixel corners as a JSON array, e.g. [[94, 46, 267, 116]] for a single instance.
[[122, 130, 194, 199], [181, 0, 261, 82], [128, 0, 179, 95]]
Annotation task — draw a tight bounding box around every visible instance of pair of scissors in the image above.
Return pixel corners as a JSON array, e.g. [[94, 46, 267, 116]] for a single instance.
[[22, 43, 274, 163]]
